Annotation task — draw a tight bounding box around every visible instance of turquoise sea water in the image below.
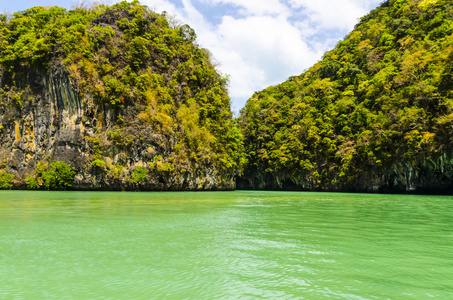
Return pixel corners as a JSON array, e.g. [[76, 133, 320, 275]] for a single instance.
[[0, 191, 452, 299]]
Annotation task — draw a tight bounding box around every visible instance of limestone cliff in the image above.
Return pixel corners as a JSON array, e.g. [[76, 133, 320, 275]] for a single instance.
[[0, 2, 244, 190], [239, 0, 453, 194]]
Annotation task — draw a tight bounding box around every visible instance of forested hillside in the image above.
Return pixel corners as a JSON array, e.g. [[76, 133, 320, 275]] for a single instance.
[[239, 0, 453, 192], [0, 1, 244, 190]]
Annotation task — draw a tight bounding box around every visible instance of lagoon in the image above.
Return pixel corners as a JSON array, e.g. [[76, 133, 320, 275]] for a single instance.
[[1, 191, 452, 299]]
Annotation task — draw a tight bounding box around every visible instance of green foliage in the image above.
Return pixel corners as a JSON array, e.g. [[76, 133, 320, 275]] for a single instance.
[[0, 0, 244, 185], [87, 136, 103, 160], [25, 161, 47, 189], [107, 129, 133, 146], [25, 176, 40, 190], [42, 161, 76, 189], [26, 161, 76, 190], [116, 114, 124, 126], [240, 0, 453, 190], [91, 159, 106, 169], [108, 164, 125, 179], [179, 24, 196, 42], [0, 170, 14, 189], [130, 166, 147, 183]]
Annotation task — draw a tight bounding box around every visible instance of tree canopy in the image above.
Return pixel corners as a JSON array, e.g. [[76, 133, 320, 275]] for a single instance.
[[239, 0, 453, 191]]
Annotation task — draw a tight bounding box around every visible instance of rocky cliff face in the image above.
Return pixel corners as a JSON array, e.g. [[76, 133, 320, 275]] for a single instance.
[[0, 2, 242, 190], [237, 156, 453, 194], [0, 64, 233, 190]]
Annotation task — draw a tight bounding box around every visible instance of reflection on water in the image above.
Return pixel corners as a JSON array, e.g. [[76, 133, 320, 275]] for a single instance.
[[1, 191, 453, 299]]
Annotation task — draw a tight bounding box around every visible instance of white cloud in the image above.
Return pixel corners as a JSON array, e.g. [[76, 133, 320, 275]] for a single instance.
[[140, 0, 383, 111], [288, 0, 368, 30], [213, 15, 316, 89], [143, 0, 179, 16]]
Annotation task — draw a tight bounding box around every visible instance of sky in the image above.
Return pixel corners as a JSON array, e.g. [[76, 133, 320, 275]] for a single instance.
[[1, 0, 383, 112]]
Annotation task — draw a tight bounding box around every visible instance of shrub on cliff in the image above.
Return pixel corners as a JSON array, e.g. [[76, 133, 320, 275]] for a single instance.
[[130, 166, 147, 183], [26, 161, 76, 190], [0, 170, 14, 189]]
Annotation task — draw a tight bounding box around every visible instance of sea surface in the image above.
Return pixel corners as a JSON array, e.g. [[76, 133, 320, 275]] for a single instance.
[[0, 191, 452, 299]]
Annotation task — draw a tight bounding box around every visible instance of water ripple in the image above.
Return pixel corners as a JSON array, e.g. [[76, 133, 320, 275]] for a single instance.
[[1, 191, 453, 299]]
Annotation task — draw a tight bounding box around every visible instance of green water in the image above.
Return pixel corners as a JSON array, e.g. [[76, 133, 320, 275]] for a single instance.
[[1, 191, 452, 299]]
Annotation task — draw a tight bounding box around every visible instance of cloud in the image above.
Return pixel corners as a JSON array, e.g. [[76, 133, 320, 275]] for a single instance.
[[213, 15, 316, 92], [139, 0, 383, 111], [143, 0, 179, 16], [288, 0, 368, 30]]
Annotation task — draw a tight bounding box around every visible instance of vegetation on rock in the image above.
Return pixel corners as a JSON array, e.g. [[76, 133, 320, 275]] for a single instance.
[[0, 1, 244, 190], [25, 161, 76, 190], [239, 0, 453, 192], [2, 0, 452, 193], [0, 170, 14, 189]]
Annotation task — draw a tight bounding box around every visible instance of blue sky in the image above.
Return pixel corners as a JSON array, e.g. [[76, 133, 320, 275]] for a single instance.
[[1, 0, 383, 112]]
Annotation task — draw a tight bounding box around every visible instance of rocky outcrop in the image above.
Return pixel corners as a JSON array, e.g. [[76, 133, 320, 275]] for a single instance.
[[238, 156, 453, 194], [0, 64, 233, 190], [238, 0, 453, 194], [0, 2, 242, 191]]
